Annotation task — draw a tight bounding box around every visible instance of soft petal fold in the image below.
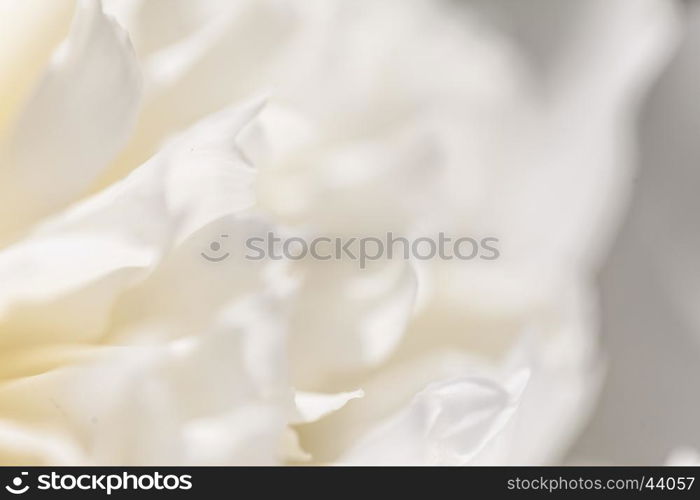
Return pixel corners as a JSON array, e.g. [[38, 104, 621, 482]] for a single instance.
[[292, 389, 364, 425], [0, 297, 291, 465], [337, 370, 528, 465], [0, 0, 142, 239], [0, 97, 263, 351], [288, 259, 417, 390], [0, 0, 75, 135]]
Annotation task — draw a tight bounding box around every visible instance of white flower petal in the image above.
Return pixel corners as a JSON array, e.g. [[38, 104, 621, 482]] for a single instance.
[[0, 0, 142, 239], [184, 404, 287, 466], [96, 0, 296, 184], [0, 97, 263, 351], [292, 389, 364, 425], [0, 0, 75, 134], [337, 370, 528, 465], [0, 420, 82, 465], [288, 259, 417, 390], [471, 284, 603, 465], [0, 297, 291, 465], [481, 0, 680, 280]]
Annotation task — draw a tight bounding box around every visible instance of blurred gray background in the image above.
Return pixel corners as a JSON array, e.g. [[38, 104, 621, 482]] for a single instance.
[[572, 2, 700, 464], [467, 0, 700, 464]]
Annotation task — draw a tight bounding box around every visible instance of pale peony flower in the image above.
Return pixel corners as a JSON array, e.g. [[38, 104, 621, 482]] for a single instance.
[[0, 0, 678, 465]]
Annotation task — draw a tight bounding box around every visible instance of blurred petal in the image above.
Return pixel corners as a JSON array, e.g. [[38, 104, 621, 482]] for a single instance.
[[97, 0, 297, 185], [0, 420, 82, 465], [292, 389, 364, 425], [0, 0, 75, 135], [472, 284, 603, 465], [0, 0, 142, 239], [0, 97, 262, 353], [484, 0, 680, 281], [287, 259, 417, 390], [337, 370, 528, 465], [0, 297, 291, 465], [572, 5, 700, 464]]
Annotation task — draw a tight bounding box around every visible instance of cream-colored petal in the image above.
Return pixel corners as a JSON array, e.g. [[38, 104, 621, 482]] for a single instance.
[[0, 0, 75, 135], [96, 0, 297, 186], [478, 0, 680, 282], [0, 297, 291, 465], [0, 420, 83, 465], [0, 97, 263, 353], [292, 389, 364, 425], [470, 284, 603, 465], [337, 370, 528, 465], [287, 259, 417, 391], [0, 0, 142, 241]]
